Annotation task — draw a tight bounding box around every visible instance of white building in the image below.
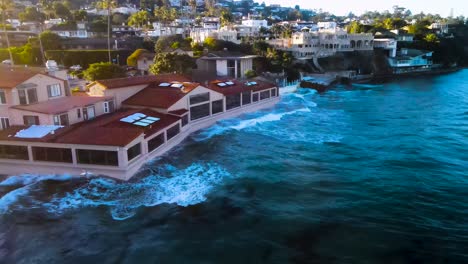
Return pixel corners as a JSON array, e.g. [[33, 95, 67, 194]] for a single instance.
[[317, 22, 337, 30], [269, 28, 374, 59], [373, 38, 397, 57], [388, 49, 433, 74], [241, 19, 268, 28]]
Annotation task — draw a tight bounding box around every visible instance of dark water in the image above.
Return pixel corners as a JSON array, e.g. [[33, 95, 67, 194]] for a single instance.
[[1, 70, 468, 264]]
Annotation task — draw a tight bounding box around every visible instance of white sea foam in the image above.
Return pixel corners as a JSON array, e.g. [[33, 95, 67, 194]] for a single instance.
[[0, 174, 73, 186], [42, 163, 231, 220], [0, 186, 30, 214], [231, 108, 311, 130]]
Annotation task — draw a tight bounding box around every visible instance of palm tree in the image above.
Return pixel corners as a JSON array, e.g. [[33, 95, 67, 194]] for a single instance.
[[0, 0, 13, 65], [97, 0, 117, 63]]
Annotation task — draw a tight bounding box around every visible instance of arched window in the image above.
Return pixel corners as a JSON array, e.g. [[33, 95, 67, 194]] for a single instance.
[[350, 40, 356, 48]]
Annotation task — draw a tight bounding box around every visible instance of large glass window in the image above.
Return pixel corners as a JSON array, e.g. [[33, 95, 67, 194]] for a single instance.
[[32, 147, 72, 163], [252, 93, 259, 102], [226, 94, 241, 110], [83, 106, 95, 120], [47, 84, 62, 97], [260, 90, 270, 100], [181, 115, 188, 127], [77, 149, 118, 166], [211, 99, 223, 114], [227, 60, 236, 77], [148, 133, 165, 152], [190, 103, 210, 121], [18, 88, 38, 105], [242, 91, 251, 105], [104, 101, 114, 113], [23, 115, 39, 126], [0, 89, 6, 104], [189, 93, 210, 105], [0, 145, 28, 160], [166, 124, 180, 140], [53, 113, 69, 126], [127, 143, 141, 161], [0, 117, 10, 130], [271, 88, 277, 97]]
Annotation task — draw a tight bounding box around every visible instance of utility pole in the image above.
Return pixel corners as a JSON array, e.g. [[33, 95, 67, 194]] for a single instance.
[[1, 6, 14, 66], [107, 1, 111, 63]]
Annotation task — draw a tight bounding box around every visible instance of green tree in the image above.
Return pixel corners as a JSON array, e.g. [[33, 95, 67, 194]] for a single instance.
[[39, 30, 62, 51], [73, 10, 88, 21], [347, 21, 363, 33], [0, 0, 14, 65], [424, 33, 439, 43], [127, 10, 151, 29], [127, 49, 147, 66], [19, 7, 46, 22], [83, 62, 126, 81], [154, 6, 178, 28], [112, 13, 128, 25], [53, 2, 72, 19], [149, 53, 195, 74], [220, 9, 233, 27]]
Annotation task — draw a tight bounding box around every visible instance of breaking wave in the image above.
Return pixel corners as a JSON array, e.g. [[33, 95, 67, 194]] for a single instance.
[[0, 163, 231, 220]]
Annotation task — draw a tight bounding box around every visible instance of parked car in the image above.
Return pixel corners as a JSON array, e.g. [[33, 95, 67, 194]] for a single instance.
[[70, 65, 82, 71], [1, 59, 12, 65]]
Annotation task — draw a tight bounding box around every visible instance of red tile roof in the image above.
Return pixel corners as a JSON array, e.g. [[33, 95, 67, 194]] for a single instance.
[[0, 109, 180, 147], [122, 82, 200, 109], [207, 79, 276, 95], [94, 73, 192, 89], [11, 96, 112, 114], [168, 109, 189, 116], [0, 67, 49, 89]]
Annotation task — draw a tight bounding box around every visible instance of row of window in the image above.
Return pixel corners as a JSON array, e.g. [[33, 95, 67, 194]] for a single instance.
[[17, 84, 62, 105]]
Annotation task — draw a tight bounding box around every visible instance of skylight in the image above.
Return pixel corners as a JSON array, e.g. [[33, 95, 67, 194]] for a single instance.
[[217, 82, 227, 87], [225, 81, 234, 86], [170, 83, 184, 88], [159, 82, 171, 87], [120, 113, 160, 127], [245, 81, 258, 86], [15, 125, 63, 138]]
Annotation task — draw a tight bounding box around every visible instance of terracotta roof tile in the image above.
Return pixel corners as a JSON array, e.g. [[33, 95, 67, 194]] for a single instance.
[[0, 67, 45, 89], [122, 81, 200, 109], [11, 96, 112, 114], [94, 73, 192, 89], [207, 79, 276, 95]]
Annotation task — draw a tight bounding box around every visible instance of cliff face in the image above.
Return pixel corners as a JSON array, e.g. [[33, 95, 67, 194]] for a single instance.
[[317, 51, 391, 75]]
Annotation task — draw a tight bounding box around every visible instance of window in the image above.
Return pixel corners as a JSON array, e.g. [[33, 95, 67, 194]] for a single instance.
[[242, 91, 251, 105], [148, 133, 165, 152], [189, 93, 210, 105], [271, 88, 277, 97], [0, 144, 28, 160], [226, 94, 241, 110], [211, 99, 223, 114], [127, 143, 141, 161], [23, 115, 39, 126], [260, 90, 270, 100], [103, 101, 114, 113], [32, 147, 72, 163], [18, 88, 38, 105], [190, 103, 210, 121], [0, 117, 9, 130], [252, 93, 259, 102], [0, 89, 5, 104], [53, 113, 69, 126], [227, 60, 236, 77], [76, 149, 118, 166], [77, 108, 81, 119], [166, 124, 180, 140], [181, 115, 188, 127], [47, 84, 62, 97], [83, 106, 95, 120]]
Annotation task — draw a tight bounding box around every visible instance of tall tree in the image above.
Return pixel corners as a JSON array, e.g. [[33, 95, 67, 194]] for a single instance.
[[19, 7, 46, 22], [83, 62, 126, 81], [127, 10, 151, 29], [97, 0, 117, 63]]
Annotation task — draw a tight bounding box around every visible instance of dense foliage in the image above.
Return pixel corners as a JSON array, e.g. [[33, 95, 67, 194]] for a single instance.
[[83, 62, 126, 81]]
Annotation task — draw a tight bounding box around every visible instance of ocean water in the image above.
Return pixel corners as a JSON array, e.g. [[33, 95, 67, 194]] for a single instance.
[[1, 70, 468, 263]]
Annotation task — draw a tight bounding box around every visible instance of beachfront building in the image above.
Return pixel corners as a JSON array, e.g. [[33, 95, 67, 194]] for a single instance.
[[373, 38, 397, 57], [0, 74, 279, 180], [388, 48, 433, 74], [269, 28, 374, 59]]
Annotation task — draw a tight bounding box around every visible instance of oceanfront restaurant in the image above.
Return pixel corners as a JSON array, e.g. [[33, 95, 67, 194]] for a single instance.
[[0, 78, 279, 180]]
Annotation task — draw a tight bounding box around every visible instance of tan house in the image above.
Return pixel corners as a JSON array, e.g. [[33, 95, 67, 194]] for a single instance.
[[0, 67, 68, 130]]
